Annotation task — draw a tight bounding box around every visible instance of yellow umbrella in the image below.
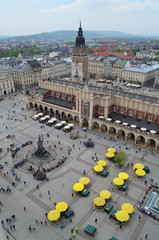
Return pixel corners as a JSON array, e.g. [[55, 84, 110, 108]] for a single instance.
[[106, 152, 115, 158], [48, 210, 60, 221], [73, 183, 84, 192], [113, 178, 124, 186], [133, 163, 144, 171], [118, 172, 129, 180], [93, 165, 103, 172], [56, 202, 68, 212], [97, 160, 107, 167], [93, 197, 105, 207], [121, 203, 134, 214], [79, 177, 90, 185], [115, 210, 129, 222], [99, 190, 111, 200], [107, 148, 116, 153], [135, 169, 146, 177]]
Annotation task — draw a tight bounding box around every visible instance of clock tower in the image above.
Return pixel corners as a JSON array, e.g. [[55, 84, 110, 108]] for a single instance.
[[72, 22, 88, 83]]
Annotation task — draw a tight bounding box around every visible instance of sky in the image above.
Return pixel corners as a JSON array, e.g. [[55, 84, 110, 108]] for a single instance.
[[0, 0, 159, 36]]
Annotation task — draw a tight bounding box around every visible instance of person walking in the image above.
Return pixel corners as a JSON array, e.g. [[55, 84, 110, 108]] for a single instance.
[[145, 234, 148, 239], [75, 226, 78, 233], [95, 218, 98, 223]]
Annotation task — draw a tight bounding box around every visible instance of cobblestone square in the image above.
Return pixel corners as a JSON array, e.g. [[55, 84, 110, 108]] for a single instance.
[[0, 93, 159, 240]]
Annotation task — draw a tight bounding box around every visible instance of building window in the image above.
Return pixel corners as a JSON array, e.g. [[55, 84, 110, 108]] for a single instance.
[[82, 102, 88, 116], [149, 116, 152, 121], [139, 114, 142, 118], [113, 107, 116, 112], [121, 109, 124, 113], [129, 111, 133, 116], [99, 107, 103, 114]]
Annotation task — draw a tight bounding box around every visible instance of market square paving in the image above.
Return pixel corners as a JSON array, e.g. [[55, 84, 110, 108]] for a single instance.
[[0, 93, 159, 240]]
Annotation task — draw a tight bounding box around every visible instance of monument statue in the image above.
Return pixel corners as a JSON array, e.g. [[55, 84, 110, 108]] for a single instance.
[[34, 135, 50, 159]]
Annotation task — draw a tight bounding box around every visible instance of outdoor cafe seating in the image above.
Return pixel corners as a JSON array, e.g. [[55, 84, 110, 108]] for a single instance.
[[65, 207, 74, 218], [109, 209, 117, 219], [119, 184, 128, 191], [109, 237, 119, 240], [84, 224, 96, 236], [104, 204, 113, 213], [97, 170, 109, 177], [144, 165, 150, 173], [81, 189, 90, 197]]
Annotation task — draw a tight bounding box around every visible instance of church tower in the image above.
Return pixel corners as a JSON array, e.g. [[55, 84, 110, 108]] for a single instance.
[[72, 22, 88, 83]]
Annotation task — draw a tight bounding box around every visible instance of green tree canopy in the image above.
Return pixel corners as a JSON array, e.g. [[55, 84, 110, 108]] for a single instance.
[[114, 151, 128, 166]]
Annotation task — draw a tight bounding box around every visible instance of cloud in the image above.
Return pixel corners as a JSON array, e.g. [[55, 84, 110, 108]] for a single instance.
[[0, 0, 159, 35], [36, 0, 159, 35]]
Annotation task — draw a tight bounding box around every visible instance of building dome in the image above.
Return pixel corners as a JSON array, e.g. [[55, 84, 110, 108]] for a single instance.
[[75, 22, 85, 48]]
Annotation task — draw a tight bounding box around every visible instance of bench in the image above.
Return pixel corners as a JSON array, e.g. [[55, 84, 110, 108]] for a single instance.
[[109, 209, 117, 219], [65, 208, 74, 218], [104, 204, 113, 213], [97, 170, 109, 177], [144, 166, 150, 173], [81, 189, 90, 197], [84, 224, 96, 236]]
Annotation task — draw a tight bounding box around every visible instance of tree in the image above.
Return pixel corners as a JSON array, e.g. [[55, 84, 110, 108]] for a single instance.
[[88, 47, 93, 54], [114, 151, 128, 166]]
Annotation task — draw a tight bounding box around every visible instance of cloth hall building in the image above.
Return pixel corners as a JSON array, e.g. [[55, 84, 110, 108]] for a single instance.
[[25, 24, 159, 152]]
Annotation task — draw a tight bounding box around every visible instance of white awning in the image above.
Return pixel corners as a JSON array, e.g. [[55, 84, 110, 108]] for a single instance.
[[141, 127, 147, 131], [68, 123, 74, 127], [61, 121, 66, 124], [150, 130, 156, 134], [64, 126, 70, 129], [131, 125, 136, 128], [56, 123, 62, 127], [115, 120, 121, 124], [106, 118, 112, 121], [40, 117, 46, 121], [123, 122, 128, 126]]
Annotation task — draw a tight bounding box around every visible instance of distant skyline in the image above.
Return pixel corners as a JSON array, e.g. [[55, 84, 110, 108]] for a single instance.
[[0, 0, 159, 36]]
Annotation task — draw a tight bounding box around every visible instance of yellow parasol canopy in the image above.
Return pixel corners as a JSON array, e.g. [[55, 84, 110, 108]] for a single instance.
[[56, 202, 68, 212], [113, 178, 124, 186], [133, 163, 144, 171], [99, 190, 111, 200], [97, 160, 107, 167], [107, 148, 116, 153], [121, 203, 134, 214], [135, 169, 146, 177], [79, 177, 90, 185], [73, 183, 84, 192], [118, 172, 129, 180], [115, 210, 129, 222], [93, 197, 105, 207], [106, 152, 115, 158], [93, 165, 103, 172], [48, 210, 60, 221]]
